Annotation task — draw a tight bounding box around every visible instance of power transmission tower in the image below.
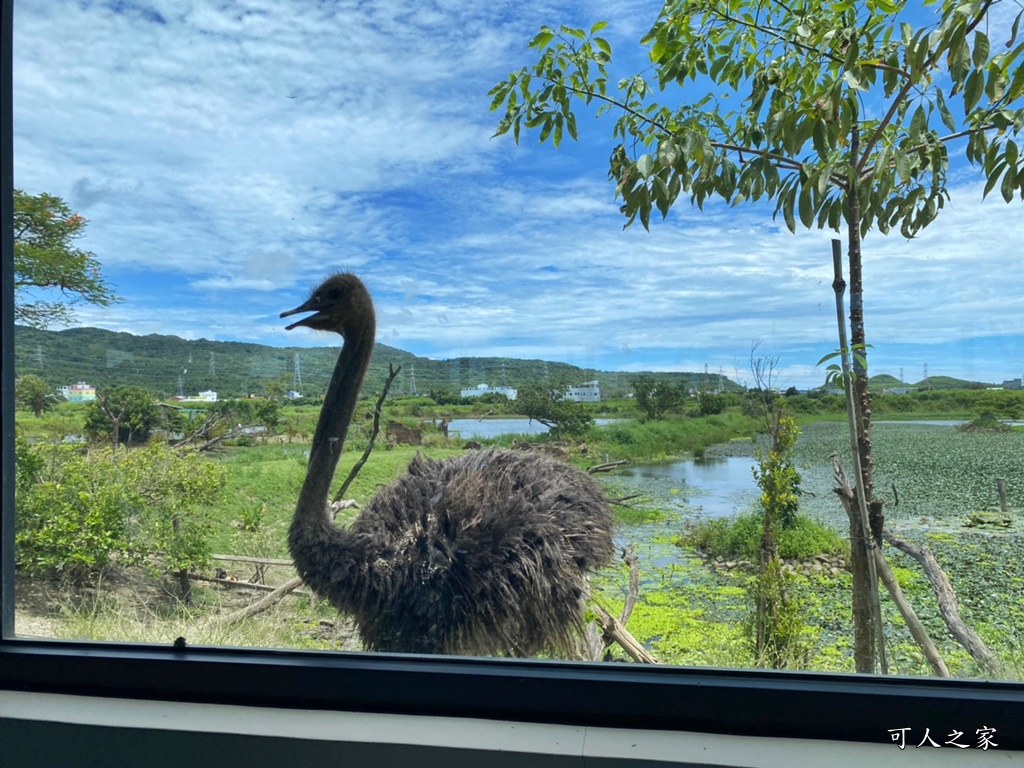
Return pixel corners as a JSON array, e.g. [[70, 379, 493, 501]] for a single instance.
[[409, 363, 416, 395], [177, 375, 184, 398], [210, 352, 216, 376], [36, 345, 43, 366], [923, 363, 929, 387], [293, 353, 302, 388]]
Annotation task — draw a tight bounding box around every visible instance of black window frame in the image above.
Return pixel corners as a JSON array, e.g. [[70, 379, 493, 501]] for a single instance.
[[1, 0, 1023, 751]]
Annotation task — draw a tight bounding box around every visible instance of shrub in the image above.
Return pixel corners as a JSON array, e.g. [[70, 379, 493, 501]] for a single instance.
[[15, 441, 226, 583], [680, 512, 846, 561]]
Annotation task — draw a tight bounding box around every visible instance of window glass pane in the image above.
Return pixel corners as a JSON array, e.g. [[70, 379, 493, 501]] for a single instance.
[[10, 0, 1024, 685]]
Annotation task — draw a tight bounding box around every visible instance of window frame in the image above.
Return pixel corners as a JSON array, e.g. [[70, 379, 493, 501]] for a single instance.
[[1, 0, 1022, 752]]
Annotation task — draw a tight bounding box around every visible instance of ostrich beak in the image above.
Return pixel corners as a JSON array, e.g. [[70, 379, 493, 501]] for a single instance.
[[280, 299, 327, 331]]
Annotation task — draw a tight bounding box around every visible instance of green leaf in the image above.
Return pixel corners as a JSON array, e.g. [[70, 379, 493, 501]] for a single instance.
[[935, 89, 956, 132], [909, 105, 927, 142], [538, 115, 553, 143], [528, 29, 555, 49], [894, 150, 911, 183], [593, 37, 612, 56], [636, 154, 656, 178], [842, 70, 864, 91], [709, 55, 729, 81], [1001, 165, 1017, 203], [812, 120, 829, 160], [657, 139, 678, 168], [973, 31, 990, 68], [782, 190, 796, 233], [983, 162, 1006, 197], [964, 69, 984, 115], [1008, 64, 1024, 100], [798, 184, 814, 229], [590, 20, 608, 34], [565, 112, 578, 141]]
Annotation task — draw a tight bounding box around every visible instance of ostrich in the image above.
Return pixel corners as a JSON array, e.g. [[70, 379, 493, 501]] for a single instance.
[[281, 273, 615, 656]]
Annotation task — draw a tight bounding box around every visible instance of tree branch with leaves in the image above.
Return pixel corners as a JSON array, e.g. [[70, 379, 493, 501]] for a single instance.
[[491, 0, 1024, 675], [14, 189, 120, 328]]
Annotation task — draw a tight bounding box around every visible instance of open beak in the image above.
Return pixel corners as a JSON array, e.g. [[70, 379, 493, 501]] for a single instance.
[[280, 299, 324, 331]]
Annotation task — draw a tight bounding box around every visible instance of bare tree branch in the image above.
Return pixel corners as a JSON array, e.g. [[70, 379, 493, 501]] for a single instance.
[[333, 364, 402, 503]]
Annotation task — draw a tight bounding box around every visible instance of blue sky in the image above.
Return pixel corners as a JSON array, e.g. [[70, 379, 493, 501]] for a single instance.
[[12, 0, 1024, 388]]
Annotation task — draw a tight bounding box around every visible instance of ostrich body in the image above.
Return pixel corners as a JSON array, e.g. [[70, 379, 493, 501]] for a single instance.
[[282, 274, 615, 656]]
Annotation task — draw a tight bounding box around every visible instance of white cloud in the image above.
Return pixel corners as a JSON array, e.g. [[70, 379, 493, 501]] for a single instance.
[[13, 1, 1024, 387]]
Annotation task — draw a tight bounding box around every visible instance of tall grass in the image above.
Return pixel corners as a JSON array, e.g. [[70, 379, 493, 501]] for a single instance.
[[587, 411, 759, 463]]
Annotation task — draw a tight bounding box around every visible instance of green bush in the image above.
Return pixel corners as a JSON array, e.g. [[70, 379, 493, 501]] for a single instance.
[[15, 441, 226, 581], [681, 512, 846, 561]]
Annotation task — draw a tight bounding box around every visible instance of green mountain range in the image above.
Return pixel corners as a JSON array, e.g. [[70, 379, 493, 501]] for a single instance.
[[13, 325, 740, 400], [868, 373, 993, 390]]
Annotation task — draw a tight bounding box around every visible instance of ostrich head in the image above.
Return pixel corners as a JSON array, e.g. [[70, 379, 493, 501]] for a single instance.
[[280, 273, 372, 336]]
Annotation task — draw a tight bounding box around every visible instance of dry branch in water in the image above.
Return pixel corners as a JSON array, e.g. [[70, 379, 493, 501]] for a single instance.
[[587, 459, 630, 474], [882, 529, 1004, 678], [831, 456, 950, 677]]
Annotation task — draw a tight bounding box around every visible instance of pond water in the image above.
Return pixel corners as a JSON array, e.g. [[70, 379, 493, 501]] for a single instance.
[[612, 456, 759, 519], [444, 417, 621, 440]]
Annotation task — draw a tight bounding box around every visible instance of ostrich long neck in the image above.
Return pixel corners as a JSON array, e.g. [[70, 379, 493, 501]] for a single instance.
[[295, 311, 376, 530]]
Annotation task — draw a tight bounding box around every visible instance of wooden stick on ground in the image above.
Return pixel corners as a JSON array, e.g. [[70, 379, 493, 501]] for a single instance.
[[212, 554, 294, 566], [215, 576, 305, 626]]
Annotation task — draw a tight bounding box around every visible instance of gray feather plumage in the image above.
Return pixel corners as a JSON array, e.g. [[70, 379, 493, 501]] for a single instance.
[[291, 447, 614, 656]]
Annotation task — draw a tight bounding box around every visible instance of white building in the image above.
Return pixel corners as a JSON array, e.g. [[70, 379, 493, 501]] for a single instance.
[[181, 391, 218, 402], [460, 383, 518, 401], [58, 382, 96, 403], [564, 380, 601, 403]]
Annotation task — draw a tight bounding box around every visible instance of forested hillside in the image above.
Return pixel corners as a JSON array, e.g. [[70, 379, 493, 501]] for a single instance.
[[13, 325, 738, 399]]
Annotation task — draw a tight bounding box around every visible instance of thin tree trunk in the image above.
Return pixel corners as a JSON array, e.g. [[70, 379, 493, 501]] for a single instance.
[[831, 236, 882, 673]]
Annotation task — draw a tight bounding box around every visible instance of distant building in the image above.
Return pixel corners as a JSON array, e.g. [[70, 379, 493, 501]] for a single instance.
[[285, 391, 303, 400], [886, 387, 915, 395], [460, 383, 518, 401], [1002, 378, 1022, 391], [564, 380, 601, 403], [181, 391, 218, 402], [58, 382, 96, 403]]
